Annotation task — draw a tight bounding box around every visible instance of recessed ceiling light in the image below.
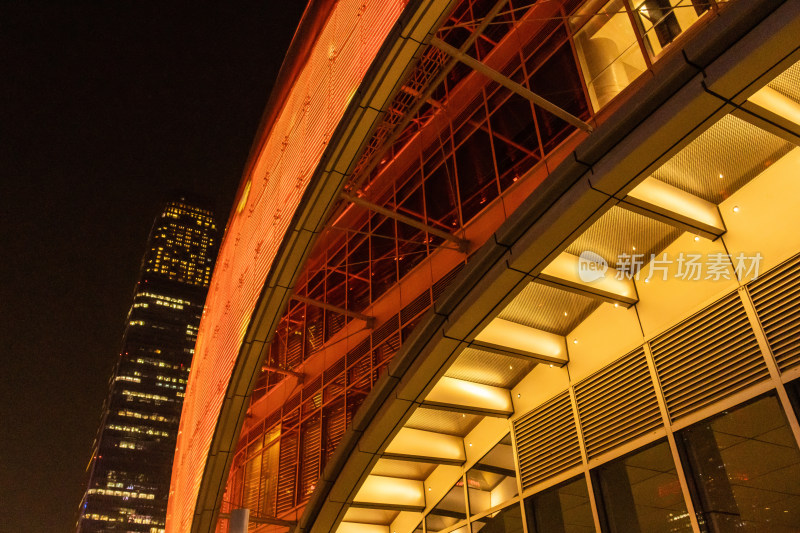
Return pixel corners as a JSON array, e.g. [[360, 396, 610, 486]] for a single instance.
[[694, 236, 700, 242], [469, 443, 473, 447], [517, 393, 521, 398], [645, 278, 650, 283], [573, 339, 578, 344], [549, 364, 553, 368], [509, 365, 513, 370], [563, 311, 568, 316], [733, 206, 740, 213], [614, 303, 619, 308], [632, 246, 636, 251], [719, 173, 724, 179]]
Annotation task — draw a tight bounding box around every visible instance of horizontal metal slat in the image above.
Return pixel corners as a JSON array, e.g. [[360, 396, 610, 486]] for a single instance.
[[514, 392, 580, 490], [651, 291, 768, 421]]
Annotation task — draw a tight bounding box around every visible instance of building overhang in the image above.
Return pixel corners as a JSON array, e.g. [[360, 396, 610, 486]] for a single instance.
[[294, 1, 800, 531]]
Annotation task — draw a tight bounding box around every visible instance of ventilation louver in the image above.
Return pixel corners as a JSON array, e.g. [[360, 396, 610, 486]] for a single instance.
[[276, 429, 298, 514], [574, 348, 661, 459], [432, 263, 464, 301], [748, 253, 800, 373], [514, 391, 581, 490], [650, 292, 767, 421]]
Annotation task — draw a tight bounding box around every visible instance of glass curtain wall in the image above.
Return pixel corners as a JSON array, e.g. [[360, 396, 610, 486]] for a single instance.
[[677, 394, 800, 532], [225, 0, 719, 521]]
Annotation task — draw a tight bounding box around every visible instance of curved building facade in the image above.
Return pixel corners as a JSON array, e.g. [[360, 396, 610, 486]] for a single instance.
[[168, 1, 800, 532]]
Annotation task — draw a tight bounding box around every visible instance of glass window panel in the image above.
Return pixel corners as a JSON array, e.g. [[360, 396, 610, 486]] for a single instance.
[[677, 394, 800, 532], [493, 134, 538, 191], [347, 236, 370, 312], [571, 0, 648, 110], [455, 127, 499, 222], [467, 434, 519, 515], [593, 439, 692, 533], [526, 26, 590, 154], [396, 169, 424, 214], [427, 480, 468, 532], [242, 453, 262, 514], [396, 230, 427, 280], [423, 156, 459, 230], [787, 378, 800, 418], [525, 476, 595, 533], [631, 0, 707, 58], [472, 503, 524, 532], [260, 431, 280, 515], [488, 93, 538, 152], [452, 102, 486, 149]]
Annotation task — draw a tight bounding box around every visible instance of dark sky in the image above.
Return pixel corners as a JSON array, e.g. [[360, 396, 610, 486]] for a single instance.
[[0, 2, 306, 531]]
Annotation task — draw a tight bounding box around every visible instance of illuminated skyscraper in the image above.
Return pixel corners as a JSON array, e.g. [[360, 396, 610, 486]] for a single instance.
[[77, 194, 217, 533]]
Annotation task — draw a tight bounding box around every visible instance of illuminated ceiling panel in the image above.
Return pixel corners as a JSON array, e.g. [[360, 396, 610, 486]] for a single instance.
[[564, 206, 682, 270], [651, 114, 793, 204], [445, 347, 535, 389], [498, 282, 599, 336], [764, 60, 800, 103], [405, 407, 481, 437]]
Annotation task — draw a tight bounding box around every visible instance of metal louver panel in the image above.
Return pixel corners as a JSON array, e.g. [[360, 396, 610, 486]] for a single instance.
[[372, 314, 400, 346], [650, 292, 768, 421], [276, 430, 298, 514], [298, 415, 322, 504], [432, 263, 464, 301], [242, 453, 262, 514], [514, 391, 581, 490], [574, 348, 661, 459], [401, 289, 431, 324], [322, 400, 346, 464], [749, 253, 800, 372]]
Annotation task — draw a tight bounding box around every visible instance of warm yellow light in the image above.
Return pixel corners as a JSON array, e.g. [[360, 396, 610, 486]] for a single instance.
[[749, 85, 800, 125]]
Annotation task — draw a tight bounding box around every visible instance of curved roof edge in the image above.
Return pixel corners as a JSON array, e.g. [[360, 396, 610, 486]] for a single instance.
[[228, 0, 335, 227]]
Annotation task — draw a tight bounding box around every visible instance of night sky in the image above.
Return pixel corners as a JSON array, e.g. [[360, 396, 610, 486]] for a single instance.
[[0, 3, 307, 531]]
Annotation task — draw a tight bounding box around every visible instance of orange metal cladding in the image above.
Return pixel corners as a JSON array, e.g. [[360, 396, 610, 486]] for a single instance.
[[165, 1, 407, 531]]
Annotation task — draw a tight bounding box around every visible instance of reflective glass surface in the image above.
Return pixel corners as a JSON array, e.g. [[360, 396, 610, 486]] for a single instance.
[[467, 434, 518, 514], [593, 440, 691, 533], [572, 0, 647, 110], [525, 476, 595, 533], [427, 480, 467, 532], [678, 394, 800, 532], [631, 0, 707, 58], [471, 503, 524, 533]]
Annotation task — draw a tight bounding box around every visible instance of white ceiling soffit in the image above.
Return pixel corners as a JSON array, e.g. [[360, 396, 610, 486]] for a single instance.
[[352, 475, 426, 511], [422, 376, 514, 417], [623, 177, 726, 239], [472, 318, 568, 365], [383, 428, 466, 464], [539, 253, 639, 307]]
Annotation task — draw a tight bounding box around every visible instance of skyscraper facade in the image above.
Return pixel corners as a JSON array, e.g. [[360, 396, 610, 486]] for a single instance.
[[77, 195, 217, 532]]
